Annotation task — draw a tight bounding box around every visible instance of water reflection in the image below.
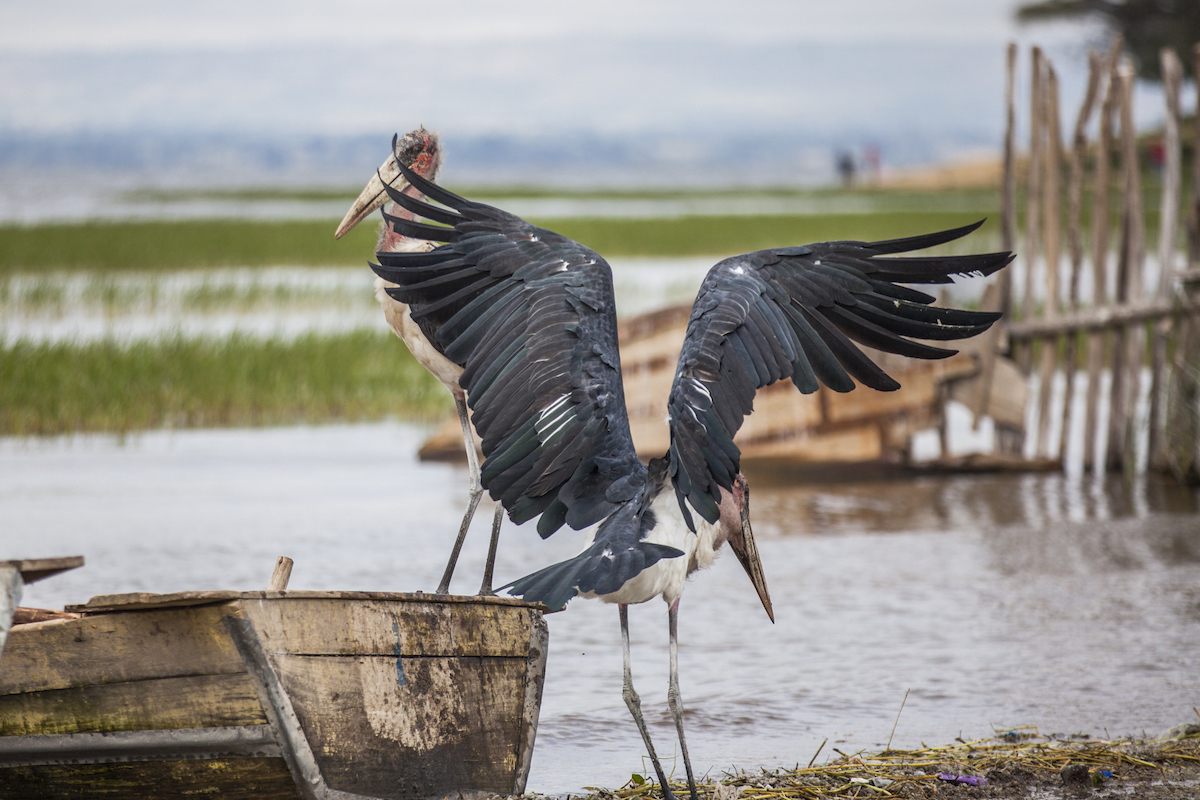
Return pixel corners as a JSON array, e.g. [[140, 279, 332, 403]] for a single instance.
[[750, 469, 1197, 538], [1, 423, 1197, 794]]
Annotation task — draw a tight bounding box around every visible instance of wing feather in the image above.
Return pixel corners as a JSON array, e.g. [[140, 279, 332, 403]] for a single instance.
[[667, 224, 1013, 527], [374, 159, 645, 540]]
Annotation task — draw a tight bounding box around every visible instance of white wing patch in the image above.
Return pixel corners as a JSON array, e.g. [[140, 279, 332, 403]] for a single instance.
[[535, 393, 574, 443]]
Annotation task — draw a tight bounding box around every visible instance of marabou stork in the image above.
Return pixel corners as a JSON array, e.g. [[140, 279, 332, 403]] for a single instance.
[[365, 137, 1012, 800], [335, 129, 504, 595]]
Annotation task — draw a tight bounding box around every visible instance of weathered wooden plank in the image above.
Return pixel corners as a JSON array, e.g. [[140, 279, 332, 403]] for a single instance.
[[272, 653, 527, 799], [628, 416, 672, 456], [740, 423, 883, 463], [949, 356, 1027, 430], [1007, 297, 1193, 337], [619, 325, 687, 372], [241, 598, 537, 658], [66, 591, 242, 612], [12, 608, 79, 626], [0, 674, 265, 737], [823, 354, 977, 424], [0, 605, 245, 696], [0, 558, 84, 585], [0, 758, 299, 800], [67, 590, 540, 613], [737, 382, 824, 442]]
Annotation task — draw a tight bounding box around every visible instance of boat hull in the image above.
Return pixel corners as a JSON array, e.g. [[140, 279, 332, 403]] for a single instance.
[[0, 591, 549, 800]]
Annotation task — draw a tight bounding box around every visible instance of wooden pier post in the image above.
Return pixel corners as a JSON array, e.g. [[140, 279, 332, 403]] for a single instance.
[[1058, 51, 1103, 463], [1023, 46, 1045, 327], [1083, 39, 1120, 473], [1035, 61, 1063, 458], [973, 42, 1019, 449], [1108, 58, 1146, 473], [1165, 43, 1200, 481], [1148, 48, 1183, 471]]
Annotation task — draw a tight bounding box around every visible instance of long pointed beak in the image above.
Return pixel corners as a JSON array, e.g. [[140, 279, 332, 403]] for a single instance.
[[733, 499, 774, 623], [334, 152, 408, 240]]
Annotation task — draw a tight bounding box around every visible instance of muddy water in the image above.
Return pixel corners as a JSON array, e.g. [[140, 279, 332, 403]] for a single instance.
[[2, 423, 1198, 794]]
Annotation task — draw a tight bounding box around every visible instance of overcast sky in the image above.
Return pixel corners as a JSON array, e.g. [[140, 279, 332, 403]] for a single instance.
[[1, 0, 1130, 147]]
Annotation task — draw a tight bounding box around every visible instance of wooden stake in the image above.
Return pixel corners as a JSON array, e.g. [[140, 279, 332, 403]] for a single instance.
[[1036, 61, 1063, 459], [268, 556, 294, 591], [975, 42, 1020, 449], [1165, 43, 1200, 480], [1190, 43, 1200, 272], [1024, 47, 1045, 321], [1058, 51, 1103, 463], [1002, 43, 1019, 261], [1148, 48, 1183, 471], [1083, 38, 1121, 472], [1108, 59, 1145, 473]]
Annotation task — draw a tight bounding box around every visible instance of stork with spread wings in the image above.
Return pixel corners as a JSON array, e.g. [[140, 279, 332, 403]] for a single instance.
[[360, 136, 1011, 800]]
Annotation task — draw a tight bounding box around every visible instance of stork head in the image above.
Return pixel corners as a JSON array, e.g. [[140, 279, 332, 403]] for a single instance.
[[334, 127, 442, 239], [722, 473, 774, 623]]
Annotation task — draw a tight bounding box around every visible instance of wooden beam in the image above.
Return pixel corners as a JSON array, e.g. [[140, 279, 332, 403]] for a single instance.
[[1007, 297, 1195, 337]]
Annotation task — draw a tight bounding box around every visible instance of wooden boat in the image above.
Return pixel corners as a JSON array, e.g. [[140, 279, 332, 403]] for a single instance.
[[421, 302, 1029, 472], [0, 588, 548, 800]]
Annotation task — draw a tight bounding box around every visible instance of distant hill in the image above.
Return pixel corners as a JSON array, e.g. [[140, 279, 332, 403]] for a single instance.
[[0, 129, 995, 192]]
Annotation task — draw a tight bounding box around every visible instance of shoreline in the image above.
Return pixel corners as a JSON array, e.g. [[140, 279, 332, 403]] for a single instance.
[[561, 731, 1200, 800]]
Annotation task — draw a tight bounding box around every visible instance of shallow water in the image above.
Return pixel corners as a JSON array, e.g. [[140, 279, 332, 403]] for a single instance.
[[3, 422, 1198, 794]]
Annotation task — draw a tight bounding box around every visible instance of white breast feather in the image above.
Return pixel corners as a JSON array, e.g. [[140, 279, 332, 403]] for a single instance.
[[580, 491, 726, 608], [375, 276, 465, 397]]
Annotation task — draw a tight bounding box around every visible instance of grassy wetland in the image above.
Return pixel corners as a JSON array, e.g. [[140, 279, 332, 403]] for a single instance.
[[0, 185, 1001, 437]]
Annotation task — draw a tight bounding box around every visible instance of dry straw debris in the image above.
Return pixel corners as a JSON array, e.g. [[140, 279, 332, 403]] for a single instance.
[[571, 730, 1200, 800]]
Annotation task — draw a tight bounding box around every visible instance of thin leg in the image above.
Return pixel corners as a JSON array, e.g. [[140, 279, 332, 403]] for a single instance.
[[667, 599, 698, 800], [620, 604, 676, 800], [478, 504, 503, 596], [437, 395, 483, 594]]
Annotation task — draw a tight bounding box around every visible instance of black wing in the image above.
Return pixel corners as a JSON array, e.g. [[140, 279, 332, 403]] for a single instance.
[[371, 159, 646, 539], [667, 222, 1013, 527], [500, 460, 683, 611]]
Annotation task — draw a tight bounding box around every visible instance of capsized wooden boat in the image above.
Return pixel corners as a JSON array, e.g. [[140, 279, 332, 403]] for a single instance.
[[420, 302, 1028, 471], [0, 589, 548, 800]]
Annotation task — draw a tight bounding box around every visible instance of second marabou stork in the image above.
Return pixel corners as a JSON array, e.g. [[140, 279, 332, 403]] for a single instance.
[[335, 129, 504, 595], [364, 136, 1013, 800]]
